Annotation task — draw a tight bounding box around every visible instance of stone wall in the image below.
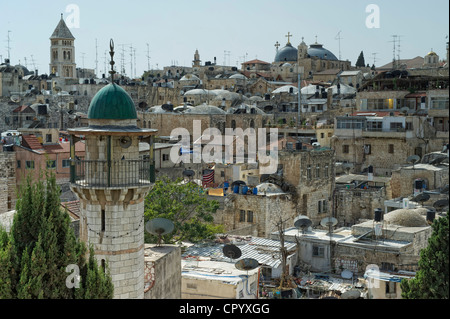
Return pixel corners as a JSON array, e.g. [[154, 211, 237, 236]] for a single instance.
[[0, 151, 17, 214]]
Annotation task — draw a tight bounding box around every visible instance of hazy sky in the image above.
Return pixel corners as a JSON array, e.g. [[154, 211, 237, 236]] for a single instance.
[[1, 0, 448, 78]]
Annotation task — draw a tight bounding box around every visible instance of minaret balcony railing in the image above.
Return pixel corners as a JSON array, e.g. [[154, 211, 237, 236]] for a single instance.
[[71, 159, 153, 188]]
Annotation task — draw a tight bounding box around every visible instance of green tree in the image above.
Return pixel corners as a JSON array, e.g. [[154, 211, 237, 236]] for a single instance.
[[144, 177, 224, 244], [401, 214, 449, 299], [0, 171, 113, 299], [356, 51, 366, 67]]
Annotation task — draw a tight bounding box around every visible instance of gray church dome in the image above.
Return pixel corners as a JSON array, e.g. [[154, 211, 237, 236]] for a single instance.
[[274, 43, 298, 62], [308, 43, 338, 61]]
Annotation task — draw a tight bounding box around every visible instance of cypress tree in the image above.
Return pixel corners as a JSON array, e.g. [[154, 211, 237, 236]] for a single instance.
[[356, 51, 366, 67], [401, 214, 449, 299], [0, 171, 114, 299]]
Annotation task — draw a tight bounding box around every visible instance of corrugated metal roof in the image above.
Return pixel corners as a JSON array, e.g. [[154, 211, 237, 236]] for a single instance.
[[183, 237, 297, 269]]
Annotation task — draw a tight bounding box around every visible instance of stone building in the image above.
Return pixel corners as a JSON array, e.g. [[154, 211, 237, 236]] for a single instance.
[[49, 14, 77, 79], [334, 174, 392, 226], [0, 60, 23, 97]]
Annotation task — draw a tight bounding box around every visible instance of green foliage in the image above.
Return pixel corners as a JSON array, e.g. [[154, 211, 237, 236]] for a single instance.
[[144, 177, 224, 244], [0, 171, 113, 299], [401, 214, 449, 299], [356, 51, 366, 67]]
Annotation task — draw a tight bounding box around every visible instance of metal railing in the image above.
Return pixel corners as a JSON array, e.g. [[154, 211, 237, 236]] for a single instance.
[[72, 159, 153, 188]]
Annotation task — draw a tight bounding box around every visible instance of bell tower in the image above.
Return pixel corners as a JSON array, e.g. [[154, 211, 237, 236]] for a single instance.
[[50, 14, 76, 78], [68, 40, 157, 299]]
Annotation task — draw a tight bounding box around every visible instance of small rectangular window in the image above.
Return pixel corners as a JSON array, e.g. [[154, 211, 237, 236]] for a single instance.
[[46, 160, 56, 169], [312, 245, 325, 257], [17, 160, 21, 168], [388, 144, 394, 154], [25, 161, 35, 169], [239, 210, 246, 222], [101, 209, 106, 232], [62, 159, 71, 168], [343, 145, 349, 154], [247, 211, 254, 223]]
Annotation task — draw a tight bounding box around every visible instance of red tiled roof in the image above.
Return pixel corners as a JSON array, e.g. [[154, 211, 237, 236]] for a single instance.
[[243, 59, 270, 65], [13, 105, 34, 113], [43, 141, 85, 154], [21, 135, 43, 150]]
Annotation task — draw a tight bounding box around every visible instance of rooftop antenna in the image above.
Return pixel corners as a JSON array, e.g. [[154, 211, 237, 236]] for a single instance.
[[109, 39, 116, 83], [129, 44, 134, 78], [335, 31, 343, 60], [80, 52, 86, 70], [30, 55, 37, 72], [372, 53, 378, 67], [6, 30, 12, 61], [146, 43, 151, 71], [389, 35, 398, 69], [397, 35, 404, 66], [223, 50, 230, 66], [95, 38, 98, 78]]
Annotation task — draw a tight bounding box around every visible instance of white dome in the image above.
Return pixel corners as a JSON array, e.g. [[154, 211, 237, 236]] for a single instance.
[[256, 183, 285, 195], [180, 74, 200, 81], [185, 104, 226, 115], [184, 89, 213, 96], [329, 83, 357, 95], [229, 73, 247, 80], [272, 85, 298, 94], [149, 105, 167, 113]]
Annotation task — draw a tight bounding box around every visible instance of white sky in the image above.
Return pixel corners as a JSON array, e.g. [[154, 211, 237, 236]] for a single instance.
[[1, 0, 448, 78]]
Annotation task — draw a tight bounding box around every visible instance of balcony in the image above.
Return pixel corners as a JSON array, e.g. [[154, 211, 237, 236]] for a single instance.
[[71, 159, 154, 188]]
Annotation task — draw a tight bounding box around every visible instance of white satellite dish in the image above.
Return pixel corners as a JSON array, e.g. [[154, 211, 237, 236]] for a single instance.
[[341, 269, 353, 279], [10, 95, 20, 103], [320, 217, 337, 228]]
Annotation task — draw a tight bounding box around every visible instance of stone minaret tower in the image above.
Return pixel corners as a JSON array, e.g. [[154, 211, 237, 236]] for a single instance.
[[50, 14, 77, 78], [68, 40, 157, 299]]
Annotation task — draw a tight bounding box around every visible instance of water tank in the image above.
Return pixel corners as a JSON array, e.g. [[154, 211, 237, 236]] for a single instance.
[[253, 188, 258, 195], [233, 185, 239, 194], [374, 208, 383, 222], [224, 182, 229, 189], [242, 186, 248, 195]]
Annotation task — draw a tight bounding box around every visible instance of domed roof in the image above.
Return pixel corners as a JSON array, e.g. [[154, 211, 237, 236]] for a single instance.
[[185, 104, 226, 115], [256, 183, 285, 195], [87, 83, 137, 120], [308, 43, 338, 61], [275, 43, 298, 62], [180, 74, 200, 81], [272, 85, 298, 94], [184, 88, 212, 96], [229, 73, 247, 79], [384, 208, 428, 227], [426, 51, 438, 56]]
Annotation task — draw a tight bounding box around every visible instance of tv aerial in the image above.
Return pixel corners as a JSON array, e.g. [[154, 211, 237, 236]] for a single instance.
[[294, 215, 312, 234], [145, 218, 174, 247], [223, 244, 242, 261]]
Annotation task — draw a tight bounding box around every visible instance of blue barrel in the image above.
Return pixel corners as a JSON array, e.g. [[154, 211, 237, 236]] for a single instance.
[[242, 186, 248, 195], [233, 185, 239, 194], [253, 188, 258, 195], [224, 182, 229, 189]]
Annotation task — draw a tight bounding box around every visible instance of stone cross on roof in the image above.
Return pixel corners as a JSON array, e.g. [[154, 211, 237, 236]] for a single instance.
[[286, 32, 293, 44]]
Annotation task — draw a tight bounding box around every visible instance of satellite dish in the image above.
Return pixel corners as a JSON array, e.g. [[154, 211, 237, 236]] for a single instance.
[[294, 215, 312, 232], [342, 163, 353, 174], [119, 136, 132, 148], [433, 199, 449, 211], [400, 106, 409, 114], [235, 258, 259, 272], [54, 86, 62, 92], [440, 184, 449, 195], [406, 155, 420, 165], [145, 218, 175, 246], [223, 244, 242, 260], [312, 142, 321, 147], [320, 217, 338, 228], [10, 95, 20, 103], [58, 101, 66, 108], [182, 169, 195, 177], [341, 269, 353, 279], [413, 193, 430, 205]]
